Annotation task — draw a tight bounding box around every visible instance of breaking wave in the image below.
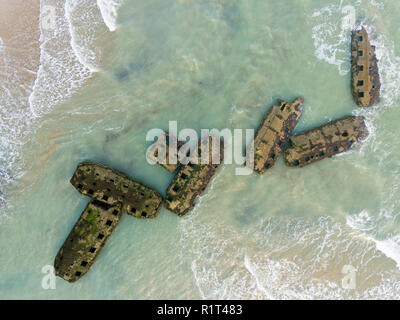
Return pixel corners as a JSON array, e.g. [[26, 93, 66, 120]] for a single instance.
[[311, 2, 356, 75], [1, 0, 123, 214], [65, 0, 107, 72], [347, 211, 400, 270], [180, 214, 400, 299], [30, 0, 101, 117], [310, 0, 399, 94], [97, 0, 124, 32]]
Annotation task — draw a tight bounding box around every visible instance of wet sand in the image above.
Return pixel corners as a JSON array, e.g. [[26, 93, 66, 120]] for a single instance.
[[0, 0, 41, 85]]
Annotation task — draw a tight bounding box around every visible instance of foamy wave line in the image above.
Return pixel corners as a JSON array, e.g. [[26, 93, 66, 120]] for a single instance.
[[65, 0, 100, 73], [347, 211, 400, 270], [180, 212, 400, 299], [311, 3, 357, 76], [30, 0, 106, 117], [367, 26, 400, 108], [97, 0, 124, 32]]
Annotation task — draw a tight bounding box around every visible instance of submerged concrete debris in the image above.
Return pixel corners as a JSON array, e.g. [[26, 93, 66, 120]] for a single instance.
[[55, 162, 163, 282], [165, 135, 224, 216], [147, 131, 183, 173], [283, 116, 369, 168], [54, 200, 123, 282], [247, 97, 304, 174], [351, 27, 380, 107], [70, 162, 162, 219]]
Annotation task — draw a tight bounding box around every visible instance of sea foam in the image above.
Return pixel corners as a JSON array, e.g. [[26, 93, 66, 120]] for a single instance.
[[97, 0, 124, 32], [30, 0, 107, 117]]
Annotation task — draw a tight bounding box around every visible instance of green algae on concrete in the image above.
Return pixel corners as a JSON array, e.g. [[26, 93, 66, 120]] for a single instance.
[[55, 162, 163, 282], [70, 162, 163, 218], [164, 135, 224, 216], [54, 200, 123, 283]]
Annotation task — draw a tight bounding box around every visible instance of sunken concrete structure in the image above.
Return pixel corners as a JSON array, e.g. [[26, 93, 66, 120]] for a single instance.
[[247, 97, 304, 174], [283, 116, 369, 168], [54, 200, 123, 282], [55, 162, 163, 282], [147, 131, 183, 173], [70, 162, 162, 219], [165, 135, 224, 216], [351, 27, 380, 107]]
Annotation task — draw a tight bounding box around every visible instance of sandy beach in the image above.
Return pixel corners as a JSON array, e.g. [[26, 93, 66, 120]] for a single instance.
[[0, 0, 40, 86]]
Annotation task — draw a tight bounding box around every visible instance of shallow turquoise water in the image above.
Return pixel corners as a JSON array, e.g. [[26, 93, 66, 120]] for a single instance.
[[1, 0, 400, 299]]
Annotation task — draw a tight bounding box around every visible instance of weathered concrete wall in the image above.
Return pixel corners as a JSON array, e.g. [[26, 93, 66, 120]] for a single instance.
[[284, 116, 369, 168], [164, 135, 223, 216], [55, 162, 164, 282], [247, 97, 304, 173], [351, 28, 380, 107], [147, 131, 183, 173], [70, 162, 163, 219], [54, 200, 123, 282]]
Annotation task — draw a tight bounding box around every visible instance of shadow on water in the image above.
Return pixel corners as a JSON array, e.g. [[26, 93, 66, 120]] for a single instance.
[[114, 53, 151, 82]]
